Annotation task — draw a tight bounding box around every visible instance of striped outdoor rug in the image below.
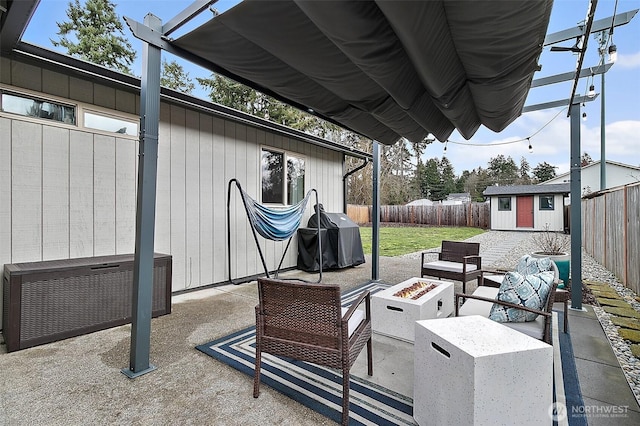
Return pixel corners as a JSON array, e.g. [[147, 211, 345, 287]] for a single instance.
[[196, 282, 414, 425], [197, 281, 579, 425]]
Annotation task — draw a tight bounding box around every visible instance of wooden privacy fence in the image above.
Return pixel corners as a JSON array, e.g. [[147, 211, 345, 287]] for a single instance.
[[582, 182, 640, 295], [347, 203, 490, 229]]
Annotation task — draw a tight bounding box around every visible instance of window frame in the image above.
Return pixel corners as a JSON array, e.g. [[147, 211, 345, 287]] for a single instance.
[[539, 195, 555, 211], [0, 88, 76, 125], [497, 196, 511, 211], [0, 85, 138, 140], [260, 146, 306, 206], [82, 108, 139, 137]]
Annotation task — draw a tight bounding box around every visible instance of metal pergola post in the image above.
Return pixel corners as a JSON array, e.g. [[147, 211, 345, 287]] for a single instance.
[[371, 141, 380, 281], [122, 13, 162, 379], [569, 103, 584, 311]]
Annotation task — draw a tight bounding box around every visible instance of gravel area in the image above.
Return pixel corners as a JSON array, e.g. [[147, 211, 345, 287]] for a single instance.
[[402, 230, 640, 405]]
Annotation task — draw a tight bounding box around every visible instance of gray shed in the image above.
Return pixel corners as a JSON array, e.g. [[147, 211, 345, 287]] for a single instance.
[[483, 183, 570, 232]]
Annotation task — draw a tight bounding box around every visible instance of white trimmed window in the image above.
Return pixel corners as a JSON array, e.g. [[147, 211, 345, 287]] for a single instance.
[[83, 110, 138, 136], [261, 148, 306, 205], [539, 195, 554, 210], [1, 86, 138, 138], [0, 91, 76, 124]]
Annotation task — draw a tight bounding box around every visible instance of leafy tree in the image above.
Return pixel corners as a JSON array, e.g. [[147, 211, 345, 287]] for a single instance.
[[532, 162, 557, 183], [52, 0, 136, 74], [161, 60, 195, 94]]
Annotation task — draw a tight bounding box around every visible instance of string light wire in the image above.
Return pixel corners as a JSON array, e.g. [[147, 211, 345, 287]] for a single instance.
[[443, 106, 569, 147]]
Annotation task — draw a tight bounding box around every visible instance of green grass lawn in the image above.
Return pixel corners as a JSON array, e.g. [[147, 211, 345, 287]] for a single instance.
[[358, 226, 485, 256]]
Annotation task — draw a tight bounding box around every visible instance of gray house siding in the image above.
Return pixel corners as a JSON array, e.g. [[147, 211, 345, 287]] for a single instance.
[[0, 55, 345, 321]]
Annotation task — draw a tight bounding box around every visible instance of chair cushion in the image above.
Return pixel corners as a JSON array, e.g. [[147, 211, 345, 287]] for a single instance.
[[488, 271, 555, 322], [458, 286, 545, 340], [423, 260, 477, 273], [503, 316, 546, 340], [341, 307, 365, 337], [457, 286, 499, 316], [515, 255, 553, 275]]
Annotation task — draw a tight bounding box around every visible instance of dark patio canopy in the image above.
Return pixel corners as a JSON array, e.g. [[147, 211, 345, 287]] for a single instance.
[[171, 0, 553, 145]]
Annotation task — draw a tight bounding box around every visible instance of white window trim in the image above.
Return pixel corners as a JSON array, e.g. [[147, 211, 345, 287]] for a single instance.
[[260, 145, 307, 206], [0, 84, 138, 140]]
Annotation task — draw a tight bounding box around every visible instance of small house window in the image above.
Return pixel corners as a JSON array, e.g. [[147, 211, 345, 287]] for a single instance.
[[1, 91, 76, 124], [539, 195, 554, 210], [83, 111, 138, 136], [261, 148, 305, 205], [498, 197, 511, 211]]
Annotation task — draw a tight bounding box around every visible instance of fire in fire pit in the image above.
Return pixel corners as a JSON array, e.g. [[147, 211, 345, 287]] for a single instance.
[[393, 281, 437, 300]]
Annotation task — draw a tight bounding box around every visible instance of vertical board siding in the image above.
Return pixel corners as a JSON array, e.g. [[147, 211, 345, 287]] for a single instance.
[[11, 120, 42, 262], [93, 134, 116, 256], [42, 126, 70, 260], [198, 113, 214, 287], [1, 73, 346, 293], [0, 118, 12, 269], [211, 117, 226, 284], [185, 110, 201, 290], [69, 131, 94, 258], [115, 138, 137, 254], [169, 105, 187, 291], [155, 103, 172, 256]]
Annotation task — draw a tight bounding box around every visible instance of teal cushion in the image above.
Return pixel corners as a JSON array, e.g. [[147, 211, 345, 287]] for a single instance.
[[516, 255, 553, 276], [488, 271, 555, 322]]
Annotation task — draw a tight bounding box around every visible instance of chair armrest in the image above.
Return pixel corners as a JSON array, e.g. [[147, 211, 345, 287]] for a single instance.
[[342, 290, 371, 321], [454, 292, 551, 318], [462, 254, 481, 269], [480, 270, 506, 288]]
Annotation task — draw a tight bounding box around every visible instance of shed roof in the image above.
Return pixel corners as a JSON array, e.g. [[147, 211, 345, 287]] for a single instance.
[[483, 183, 571, 196]]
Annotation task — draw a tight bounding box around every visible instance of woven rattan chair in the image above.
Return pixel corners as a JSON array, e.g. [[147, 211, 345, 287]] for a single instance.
[[253, 278, 373, 425]]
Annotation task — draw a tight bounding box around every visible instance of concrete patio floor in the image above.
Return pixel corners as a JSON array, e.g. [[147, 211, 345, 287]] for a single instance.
[[1, 236, 639, 425]]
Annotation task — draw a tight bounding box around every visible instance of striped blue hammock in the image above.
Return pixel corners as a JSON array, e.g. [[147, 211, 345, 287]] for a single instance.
[[227, 179, 321, 283], [241, 187, 312, 241]]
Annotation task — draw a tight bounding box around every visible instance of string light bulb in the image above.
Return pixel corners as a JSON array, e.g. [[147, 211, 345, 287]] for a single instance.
[[582, 112, 587, 121], [443, 141, 448, 153], [588, 84, 596, 98], [608, 44, 617, 63], [527, 138, 533, 153]]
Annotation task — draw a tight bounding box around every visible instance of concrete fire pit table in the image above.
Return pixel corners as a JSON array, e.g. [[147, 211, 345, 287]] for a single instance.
[[371, 277, 454, 342]]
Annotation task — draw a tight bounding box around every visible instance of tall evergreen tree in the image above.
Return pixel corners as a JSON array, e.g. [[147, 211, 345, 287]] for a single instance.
[[487, 155, 519, 185], [532, 162, 558, 182], [52, 0, 136, 74], [161, 60, 195, 94]]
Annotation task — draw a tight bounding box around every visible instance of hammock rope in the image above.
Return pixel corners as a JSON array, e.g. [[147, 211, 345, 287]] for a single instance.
[[227, 179, 322, 283]]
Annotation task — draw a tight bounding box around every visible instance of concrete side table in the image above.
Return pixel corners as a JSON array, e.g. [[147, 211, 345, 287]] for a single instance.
[[414, 315, 553, 426]]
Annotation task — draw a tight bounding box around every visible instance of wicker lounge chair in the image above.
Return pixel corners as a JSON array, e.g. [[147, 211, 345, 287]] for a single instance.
[[455, 258, 559, 344], [421, 240, 482, 294], [253, 278, 373, 425]]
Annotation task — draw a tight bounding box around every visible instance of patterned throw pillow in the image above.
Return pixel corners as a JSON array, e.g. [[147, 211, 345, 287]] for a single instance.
[[515, 255, 553, 276], [488, 270, 555, 322]]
